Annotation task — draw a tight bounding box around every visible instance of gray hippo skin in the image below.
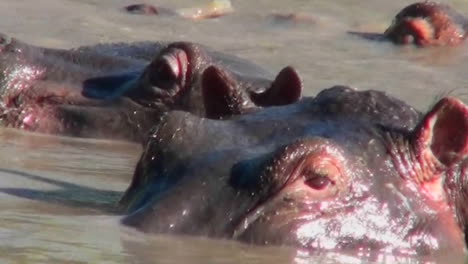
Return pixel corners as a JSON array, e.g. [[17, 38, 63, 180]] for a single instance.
[[82, 42, 302, 119], [120, 86, 468, 257], [0, 34, 154, 141], [0, 34, 302, 141]]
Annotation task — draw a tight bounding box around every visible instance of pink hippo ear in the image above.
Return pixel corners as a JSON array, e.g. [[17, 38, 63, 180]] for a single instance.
[[250, 66, 302, 106], [409, 97, 468, 200], [201, 66, 255, 119], [413, 97, 468, 168]]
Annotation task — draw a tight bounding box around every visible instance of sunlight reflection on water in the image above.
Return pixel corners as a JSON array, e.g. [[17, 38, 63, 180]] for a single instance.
[[0, 0, 468, 262]]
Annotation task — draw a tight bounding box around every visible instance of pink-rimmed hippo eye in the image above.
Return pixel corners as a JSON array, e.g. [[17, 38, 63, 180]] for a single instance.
[[297, 153, 343, 195], [148, 48, 189, 90], [303, 169, 333, 190], [262, 140, 348, 199]]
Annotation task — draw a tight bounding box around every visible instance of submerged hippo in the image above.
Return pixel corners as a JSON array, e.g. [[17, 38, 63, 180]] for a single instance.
[[0, 34, 301, 141], [119, 86, 468, 257], [351, 1, 468, 47], [123, 1, 234, 20], [384, 1, 468, 46]]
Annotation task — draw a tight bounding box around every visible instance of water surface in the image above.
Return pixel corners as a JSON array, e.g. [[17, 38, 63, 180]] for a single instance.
[[1, 0, 468, 263]]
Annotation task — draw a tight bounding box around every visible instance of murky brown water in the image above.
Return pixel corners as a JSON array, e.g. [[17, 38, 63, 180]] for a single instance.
[[1, 0, 468, 263]]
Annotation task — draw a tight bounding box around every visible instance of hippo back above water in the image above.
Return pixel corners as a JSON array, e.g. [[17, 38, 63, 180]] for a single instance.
[[120, 85, 468, 259]]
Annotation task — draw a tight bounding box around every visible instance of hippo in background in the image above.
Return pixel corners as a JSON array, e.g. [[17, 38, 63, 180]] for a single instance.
[[351, 1, 468, 47], [118, 85, 468, 259], [0, 34, 302, 141], [385, 1, 468, 46]]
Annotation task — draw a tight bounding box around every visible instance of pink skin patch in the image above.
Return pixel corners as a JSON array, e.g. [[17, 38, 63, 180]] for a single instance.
[[169, 49, 189, 86], [401, 18, 434, 45], [21, 113, 36, 130], [15, 105, 64, 134], [421, 177, 445, 201]]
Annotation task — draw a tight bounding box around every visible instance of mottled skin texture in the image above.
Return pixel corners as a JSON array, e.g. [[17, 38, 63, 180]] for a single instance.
[[0, 34, 301, 141], [384, 1, 468, 46], [120, 86, 468, 258]]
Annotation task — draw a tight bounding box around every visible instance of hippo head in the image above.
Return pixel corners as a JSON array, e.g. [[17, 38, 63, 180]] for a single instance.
[[120, 86, 468, 258], [0, 34, 162, 141], [384, 1, 467, 46], [0, 35, 302, 141], [83, 42, 303, 118]]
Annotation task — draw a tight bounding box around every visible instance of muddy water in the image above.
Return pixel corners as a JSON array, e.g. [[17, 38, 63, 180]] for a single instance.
[[1, 0, 468, 263]]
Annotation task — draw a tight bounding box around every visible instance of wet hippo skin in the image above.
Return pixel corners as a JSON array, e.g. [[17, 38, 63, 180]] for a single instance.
[[120, 85, 468, 258], [385, 1, 468, 46], [83, 42, 303, 119], [351, 1, 468, 47], [0, 34, 302, 142]]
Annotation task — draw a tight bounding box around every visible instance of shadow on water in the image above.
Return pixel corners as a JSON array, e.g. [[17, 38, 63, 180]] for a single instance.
[[0, 168, 123, 214], [347, 31, 387, 42]]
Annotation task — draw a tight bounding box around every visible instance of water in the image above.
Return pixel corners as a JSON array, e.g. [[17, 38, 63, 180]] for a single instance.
[[0, 0, 468, 263]]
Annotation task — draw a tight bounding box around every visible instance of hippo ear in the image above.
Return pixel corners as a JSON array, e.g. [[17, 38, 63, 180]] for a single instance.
[[201, 66, 254, 119], [250, 66, 302, 106], [412, 97, 468, 168]]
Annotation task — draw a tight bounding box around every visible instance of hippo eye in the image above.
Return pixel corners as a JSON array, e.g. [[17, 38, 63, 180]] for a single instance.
[[148, 48, 190, 94], [297, 154, 343, 195], [152, 56, 179, 85], [303, 169, 333, 190]]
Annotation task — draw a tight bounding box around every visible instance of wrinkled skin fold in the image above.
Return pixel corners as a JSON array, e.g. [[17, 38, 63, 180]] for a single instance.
[[120, 86, 468, 259]]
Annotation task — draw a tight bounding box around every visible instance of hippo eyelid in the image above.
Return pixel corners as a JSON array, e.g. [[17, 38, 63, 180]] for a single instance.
[[290, 150, 346, 197], [259, 138, 349, 197], [148, 47, 189, 89], [155, 54, 180, 81]]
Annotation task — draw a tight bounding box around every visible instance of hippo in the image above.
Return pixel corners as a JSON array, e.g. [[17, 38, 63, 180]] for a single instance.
[[350, 1, 468, 47], [118, 85, 468, 258], [384, 1, 468, 46], [0, 34, 302, 141], [123, 1, 234, 20], [82, 42, 302, 119], [124, 4, 169, 16]]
